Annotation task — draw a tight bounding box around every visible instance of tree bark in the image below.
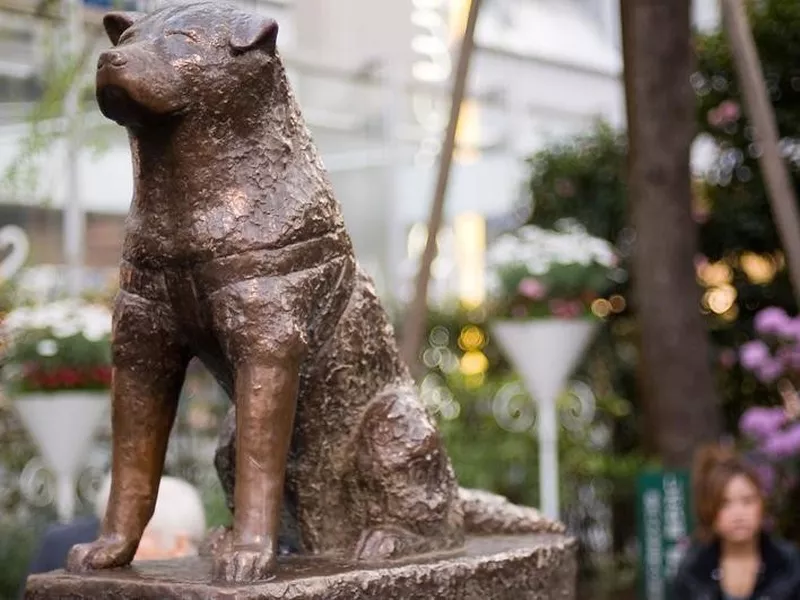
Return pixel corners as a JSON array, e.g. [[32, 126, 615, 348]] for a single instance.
[[623, 0, 722, 468]]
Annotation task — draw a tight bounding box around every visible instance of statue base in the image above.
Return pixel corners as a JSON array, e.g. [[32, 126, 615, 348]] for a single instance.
[[25, 534, 576, 600]]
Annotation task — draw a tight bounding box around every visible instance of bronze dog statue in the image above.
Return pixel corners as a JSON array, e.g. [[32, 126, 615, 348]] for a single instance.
[[67, 1, 558, 584]]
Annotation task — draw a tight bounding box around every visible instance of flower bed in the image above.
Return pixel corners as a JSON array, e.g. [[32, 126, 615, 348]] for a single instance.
[[485, 221, 623, 320], [1, 299, 112, 394]]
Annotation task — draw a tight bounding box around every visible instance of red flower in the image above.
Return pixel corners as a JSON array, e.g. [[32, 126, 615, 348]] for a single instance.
[[14, 362, 112, 392], [40, 372, 55, 389], [61, 368, 80, 387]]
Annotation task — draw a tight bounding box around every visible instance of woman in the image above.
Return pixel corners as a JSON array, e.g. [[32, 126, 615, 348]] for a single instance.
[[670, 444, 800, 599]]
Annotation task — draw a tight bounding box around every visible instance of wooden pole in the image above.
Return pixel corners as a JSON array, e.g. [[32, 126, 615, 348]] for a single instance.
[[720, 0, 800, 302], [400, 0, 484, 370]]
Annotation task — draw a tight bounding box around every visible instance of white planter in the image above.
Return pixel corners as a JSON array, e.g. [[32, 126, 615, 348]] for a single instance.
[[491, 318, 599, 520], [13, 390, 110, 522]]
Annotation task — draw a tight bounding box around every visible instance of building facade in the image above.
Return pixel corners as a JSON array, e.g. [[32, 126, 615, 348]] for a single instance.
[[0, 0, 718, 302]]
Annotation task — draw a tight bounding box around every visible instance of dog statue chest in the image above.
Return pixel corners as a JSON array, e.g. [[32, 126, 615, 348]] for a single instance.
[[122, 187, 311, 267]]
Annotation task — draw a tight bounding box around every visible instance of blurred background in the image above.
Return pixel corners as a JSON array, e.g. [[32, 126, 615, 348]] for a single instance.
[[3, 0, 800, 598]]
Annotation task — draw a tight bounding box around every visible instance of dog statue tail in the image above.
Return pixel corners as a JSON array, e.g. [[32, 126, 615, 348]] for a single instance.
[[458, 488, 566, 535]]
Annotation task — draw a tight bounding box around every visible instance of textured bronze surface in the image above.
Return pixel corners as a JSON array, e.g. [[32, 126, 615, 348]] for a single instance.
[[65, 0, 563, 587], [32, 535, 577, 599]]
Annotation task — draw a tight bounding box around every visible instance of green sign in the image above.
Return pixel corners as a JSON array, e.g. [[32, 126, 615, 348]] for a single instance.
[[636, 470, 694, 600]]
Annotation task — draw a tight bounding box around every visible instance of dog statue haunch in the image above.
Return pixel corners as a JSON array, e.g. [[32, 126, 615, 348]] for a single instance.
[[67, 1, 558, 585]]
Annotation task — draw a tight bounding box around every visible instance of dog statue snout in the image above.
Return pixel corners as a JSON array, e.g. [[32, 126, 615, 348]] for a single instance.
[[98, 50, 127, 70]]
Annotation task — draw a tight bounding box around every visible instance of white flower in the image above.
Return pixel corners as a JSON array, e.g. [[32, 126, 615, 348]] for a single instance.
[[525, 256, 549, 275], [3, 299, 112, 341], [29, 310, 53, 330], [37, 339, 58, 357], [81, 307, 112, 336], [83, 323, 110, 342], [2, 307, 32, 333], [52, 319, 81, 339], [554, 218, 585, 235], [484, 223, 623, 305]]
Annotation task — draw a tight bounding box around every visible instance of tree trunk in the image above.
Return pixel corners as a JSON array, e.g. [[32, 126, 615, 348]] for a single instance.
[[623, 0, 722, 468]]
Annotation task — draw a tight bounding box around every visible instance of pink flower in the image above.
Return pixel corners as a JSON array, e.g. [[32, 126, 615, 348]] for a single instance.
[[565, 300, 584, 318], [517, 278, 546, 300], [755, 307, 790, 336], [549, 299, 583, 319], [762, 423, 800, 459], [775, 345, 800, 372], [718, 100, 740, 123], [707, 100, 740, 128], [777, 316, 800, 342], [740, 340, 770, 371], [739, 406, 786, 440], [783, 347, 800, 370], [756, 358, 785, 384]]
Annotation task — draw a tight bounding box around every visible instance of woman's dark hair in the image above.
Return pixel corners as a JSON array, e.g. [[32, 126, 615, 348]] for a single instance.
[[692, 444, 765, 542]]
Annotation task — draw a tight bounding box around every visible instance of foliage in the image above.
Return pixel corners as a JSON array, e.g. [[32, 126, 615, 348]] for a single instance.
[[200, 482, 232, 530], [693, 0, 800, 261], [485, 222, 622, 320], [523, 0, 800, 322], [2, 13, 115, 203], [0, 280, 16, 316], [0, 516, 49, 600], [1, 299, 112, 394], [418, 308, 645, 512], [506, 0, 800, 551], [691, 0, 800, 435], [524, 121, 629, 246], [0, 402, 58, 597], [0, 405, 40, 518]]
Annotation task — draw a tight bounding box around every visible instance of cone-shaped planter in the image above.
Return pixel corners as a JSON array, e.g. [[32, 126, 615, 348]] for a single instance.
[[492, 318, 599, 520], [14, 391, 109, 522]]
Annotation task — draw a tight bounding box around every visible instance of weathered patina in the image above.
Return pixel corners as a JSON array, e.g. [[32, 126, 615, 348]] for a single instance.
[[63, 0, 561, 587]]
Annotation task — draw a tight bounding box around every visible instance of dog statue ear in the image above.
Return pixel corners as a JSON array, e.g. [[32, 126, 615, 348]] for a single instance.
[[103, 11, 144, 46], [229, 15, 279, 55]]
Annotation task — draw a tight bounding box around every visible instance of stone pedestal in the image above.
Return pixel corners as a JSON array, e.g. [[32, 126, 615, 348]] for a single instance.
[[25, 534, 577, 600]]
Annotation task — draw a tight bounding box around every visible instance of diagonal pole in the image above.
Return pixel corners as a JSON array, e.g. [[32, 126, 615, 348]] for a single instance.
[[400, 0, 484, 371], [720, 0, 800, 303]]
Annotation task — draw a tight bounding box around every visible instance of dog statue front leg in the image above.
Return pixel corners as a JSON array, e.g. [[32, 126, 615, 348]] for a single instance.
[[212, 359, 301, 583], [67, 292, 188, 572]]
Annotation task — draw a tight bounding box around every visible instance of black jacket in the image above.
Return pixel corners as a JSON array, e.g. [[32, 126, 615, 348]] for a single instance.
[[670, 531, 800, 600], [18, 516, 100, 599]]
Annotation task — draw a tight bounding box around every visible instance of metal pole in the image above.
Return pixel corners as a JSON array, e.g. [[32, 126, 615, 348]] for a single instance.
[[63, 0, 84, 298], [720, 0, 800, 303], [400, 0, 484, 370]]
